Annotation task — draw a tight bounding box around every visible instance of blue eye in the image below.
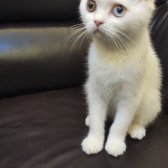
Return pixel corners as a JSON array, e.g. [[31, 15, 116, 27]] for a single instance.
[[113, 5, 125, 17]]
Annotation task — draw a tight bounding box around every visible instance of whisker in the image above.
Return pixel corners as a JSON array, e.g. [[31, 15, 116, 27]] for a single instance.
[[61, 24, 86, 55], [115, 29, 133, 43], [64, 27, 86, 42], [103, 28, 131, 50], [79, 31, 89, 49], [69, 29, 88, 53], [69, 23, 85, 30], [103, 28, 121, 49]]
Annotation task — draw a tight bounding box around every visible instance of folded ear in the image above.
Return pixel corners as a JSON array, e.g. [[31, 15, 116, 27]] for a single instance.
[[146, 0, 155, 5], [144, 0, 156, 10], [136, 0, 154, 3], [136, 0, 155, 11], [147, 0, 156, 3], [147, 0, 155, 2], [140, 0, 155, 2], [139, 0, 155, 2]]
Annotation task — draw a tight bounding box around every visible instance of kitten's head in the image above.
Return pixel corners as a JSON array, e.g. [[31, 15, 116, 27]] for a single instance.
[[79, 0, 155, 49]]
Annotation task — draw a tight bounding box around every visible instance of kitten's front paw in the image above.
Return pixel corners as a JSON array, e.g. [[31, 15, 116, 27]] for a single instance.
[[105, 139, 126, 157], [82, 136, 104, 155], [128, 124, 146, 140]]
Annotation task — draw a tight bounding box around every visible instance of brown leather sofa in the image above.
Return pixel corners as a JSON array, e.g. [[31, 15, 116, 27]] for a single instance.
[[0, 0, 168, 167]]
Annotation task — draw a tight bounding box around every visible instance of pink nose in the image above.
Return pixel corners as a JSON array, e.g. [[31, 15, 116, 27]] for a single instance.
[[94, 20, 104, 27]]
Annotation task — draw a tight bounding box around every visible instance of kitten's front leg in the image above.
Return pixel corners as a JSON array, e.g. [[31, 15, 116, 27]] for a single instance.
[[105, 102, 136, 157], [82, 85, 107, 155]]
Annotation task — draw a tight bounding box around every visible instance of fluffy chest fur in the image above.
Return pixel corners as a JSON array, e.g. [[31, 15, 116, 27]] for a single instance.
[[87, 41, 146, 100]]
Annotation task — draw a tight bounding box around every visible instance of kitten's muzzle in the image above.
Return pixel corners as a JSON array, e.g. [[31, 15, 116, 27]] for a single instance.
[[94, 20, 104, 28]]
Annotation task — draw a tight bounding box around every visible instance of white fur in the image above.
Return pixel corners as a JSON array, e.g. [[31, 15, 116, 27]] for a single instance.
[[80, 0, 162, 157]]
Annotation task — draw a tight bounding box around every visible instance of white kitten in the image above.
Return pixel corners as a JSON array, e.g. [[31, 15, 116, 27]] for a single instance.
[[79, 0, 162, 157]]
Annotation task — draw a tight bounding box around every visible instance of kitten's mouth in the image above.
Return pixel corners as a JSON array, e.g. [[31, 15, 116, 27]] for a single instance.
[[93, 29, 104, 37]]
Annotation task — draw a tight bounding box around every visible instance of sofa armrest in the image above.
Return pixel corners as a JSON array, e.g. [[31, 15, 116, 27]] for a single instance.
[[151, 2, 168, 113], [0, 23, 89, 97]]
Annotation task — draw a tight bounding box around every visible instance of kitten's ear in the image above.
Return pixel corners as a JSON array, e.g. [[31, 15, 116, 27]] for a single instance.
[[143, 0, 155, 3], [138, 0, 155, 5], [139, 0, 155, 10]]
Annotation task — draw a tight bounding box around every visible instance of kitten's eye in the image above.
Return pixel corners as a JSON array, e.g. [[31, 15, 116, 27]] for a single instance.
[[113, 5, 125, 17], [87, 0, 96, 12]]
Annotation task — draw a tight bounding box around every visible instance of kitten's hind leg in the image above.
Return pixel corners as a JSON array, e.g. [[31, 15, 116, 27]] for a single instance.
[[128, 123, 146, 140], [85, 115, 90, 126], [129, 90, 161, 140]]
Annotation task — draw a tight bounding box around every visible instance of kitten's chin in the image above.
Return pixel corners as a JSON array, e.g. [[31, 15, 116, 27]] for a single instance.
[[93, 31, 129, 52], [93, 30, 110, 44], [93, 30, 104, 38]]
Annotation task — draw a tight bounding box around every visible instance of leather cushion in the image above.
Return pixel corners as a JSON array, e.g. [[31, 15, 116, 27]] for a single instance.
[[0, 87, 168, 168]]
